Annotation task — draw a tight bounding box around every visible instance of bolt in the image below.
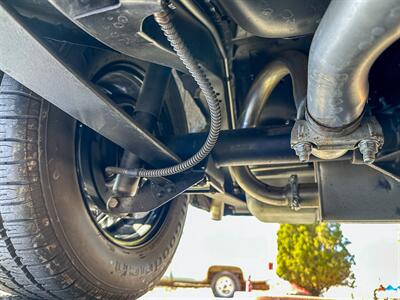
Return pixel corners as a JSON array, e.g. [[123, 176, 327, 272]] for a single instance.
[[288, 175, 297, 184], [358, 139, 379, 164], [166, 186, 175, 193], [293, 142, 312, 162], [290, 195, 301, 211], [107, 197, 119, 209], [156, 191, 165, 198], [233, 187, 241, 195], [166, 0, 176, 10]]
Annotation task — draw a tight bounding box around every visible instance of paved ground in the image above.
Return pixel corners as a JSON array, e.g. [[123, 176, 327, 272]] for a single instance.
[[0, 288, 334, 299]]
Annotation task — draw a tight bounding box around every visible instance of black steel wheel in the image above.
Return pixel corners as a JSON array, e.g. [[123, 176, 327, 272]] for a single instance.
[[0, 49, 188, 299], [76, 62, 169, 248]]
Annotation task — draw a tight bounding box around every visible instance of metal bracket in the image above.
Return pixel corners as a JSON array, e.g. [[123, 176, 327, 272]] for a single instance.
[[291, 116, 384, 163], [353, 149, 400, 183], [288, 175, 300, 211], [0, 3, 181, 168], [108, 171, 205, 214], [316, 160, 400, 221]]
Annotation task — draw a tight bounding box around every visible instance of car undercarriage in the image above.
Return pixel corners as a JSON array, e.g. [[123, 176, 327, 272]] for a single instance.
[[0, 0, 399, 298]]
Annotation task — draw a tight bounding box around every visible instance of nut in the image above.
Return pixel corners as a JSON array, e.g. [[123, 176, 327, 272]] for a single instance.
[[107, 197, 119, 209], [293, 142, 312, 163], [358, 139, 379, 164]]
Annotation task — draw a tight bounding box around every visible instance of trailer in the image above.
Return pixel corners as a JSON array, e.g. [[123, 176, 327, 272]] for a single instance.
[[157, 265, 269, 298]]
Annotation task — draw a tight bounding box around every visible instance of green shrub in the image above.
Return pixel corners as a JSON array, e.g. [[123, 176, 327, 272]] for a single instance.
[[276, 223, 355, 295]]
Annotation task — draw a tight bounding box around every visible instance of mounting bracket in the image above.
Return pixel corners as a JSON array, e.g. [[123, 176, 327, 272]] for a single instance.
[[107, 171, 205, 214]]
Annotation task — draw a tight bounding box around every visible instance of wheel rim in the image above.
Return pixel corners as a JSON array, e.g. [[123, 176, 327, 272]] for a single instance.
[[215, 276, 236, 297], [75, 62, 169, 248]]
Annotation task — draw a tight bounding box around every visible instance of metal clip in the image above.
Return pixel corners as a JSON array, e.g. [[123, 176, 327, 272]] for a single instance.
[[289, 175, 300, 211]]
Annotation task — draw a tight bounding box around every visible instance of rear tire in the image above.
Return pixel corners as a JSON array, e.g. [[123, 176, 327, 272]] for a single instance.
[[0, 73, 188, 299], [211, 271, 240, 298]]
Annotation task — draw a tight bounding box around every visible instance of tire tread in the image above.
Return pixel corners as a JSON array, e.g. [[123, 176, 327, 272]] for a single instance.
[[0, 75, 123, 299]]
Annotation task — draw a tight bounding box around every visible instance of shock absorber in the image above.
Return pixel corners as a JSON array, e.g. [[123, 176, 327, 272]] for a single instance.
[[107, 3, 222, 178]]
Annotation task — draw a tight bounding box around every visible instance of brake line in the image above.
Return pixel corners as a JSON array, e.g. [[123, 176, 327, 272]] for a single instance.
[[107, 4, 222, 178]]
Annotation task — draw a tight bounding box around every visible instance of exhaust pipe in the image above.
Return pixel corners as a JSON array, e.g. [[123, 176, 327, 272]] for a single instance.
[[230, 51, 319, 208], [292, 0, 399, 163], [307, 0, 400, 130]]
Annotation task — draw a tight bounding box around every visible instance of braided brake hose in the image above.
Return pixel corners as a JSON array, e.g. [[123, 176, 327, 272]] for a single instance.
[[108, 5, 222, 178]]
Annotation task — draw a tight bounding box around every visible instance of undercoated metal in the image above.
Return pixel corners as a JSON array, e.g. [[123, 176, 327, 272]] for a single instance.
[[219, 0, 329, 38], [179, 0, 237, 129], [172, 70, 207, 132], [165, 128, 353, 167], [307, 0, 400, 129], [367, 150, 400, 183], [316, 161, 400, 221], [108, 171, 204, 213], [0, 3, 181, 169], [291, 117, 384, 163], [48, 0, 185, 71], [229, 53, 319, 207]]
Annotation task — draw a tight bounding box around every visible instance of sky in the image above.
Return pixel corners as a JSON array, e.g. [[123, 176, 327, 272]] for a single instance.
[[144, 206, 400, 299]]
